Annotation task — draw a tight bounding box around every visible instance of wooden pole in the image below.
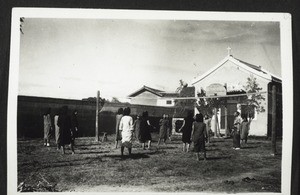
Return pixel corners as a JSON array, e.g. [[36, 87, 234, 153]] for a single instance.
[[225, 106, 228, 138], [214, 107, 218, 138], [95, 90, 100, 142], [271, 85, 277, 155]]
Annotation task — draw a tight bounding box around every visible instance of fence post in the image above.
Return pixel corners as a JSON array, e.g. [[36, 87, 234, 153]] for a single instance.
[[225, 105, 228, 138], [271, 85, 277, 155], [95, 90, 100, 142]]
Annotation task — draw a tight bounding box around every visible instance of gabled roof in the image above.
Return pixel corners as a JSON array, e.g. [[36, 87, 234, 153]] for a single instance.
[[192, 55, 282, 85], [128, 85, 179, 98]]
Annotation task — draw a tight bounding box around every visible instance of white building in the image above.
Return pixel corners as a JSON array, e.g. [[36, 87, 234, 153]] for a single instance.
[[191, 54, 282, 136], [127, 85, 178, 107]]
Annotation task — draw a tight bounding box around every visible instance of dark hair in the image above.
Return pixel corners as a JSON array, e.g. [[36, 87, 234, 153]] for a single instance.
[[44, 107, 51, 115], [195, 113, 203, 122], [123, 107, 131, 116], [117, 108, 124, 115], [142, 111, 149, 118], [187, 110, 194, 119], [235, 111, 240, 116], [242, 116, 248, 122], [61, 106, 68, 115]]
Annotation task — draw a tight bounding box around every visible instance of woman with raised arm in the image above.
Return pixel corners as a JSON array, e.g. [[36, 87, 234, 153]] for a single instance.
[[179, 111, 194, 152], [191, 113, 208, 161]]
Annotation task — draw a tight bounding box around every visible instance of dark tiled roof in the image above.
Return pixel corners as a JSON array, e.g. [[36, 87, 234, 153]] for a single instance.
[[128, 85, 164, 97], [235, 58, 262, 72]]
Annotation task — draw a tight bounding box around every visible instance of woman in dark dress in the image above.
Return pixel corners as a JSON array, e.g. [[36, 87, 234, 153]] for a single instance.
[[115, 108, 123, 149], [57, 106, 74, 154], [71, 110, 79, 146], [179, 111, 194, 152], [139, 111, 152, 149], [192, 113, 208, 161]]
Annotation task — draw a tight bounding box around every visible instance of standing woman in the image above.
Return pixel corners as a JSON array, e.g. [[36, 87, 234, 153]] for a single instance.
[[139, 111, 152, 149], [166, 114, 172, 141], [179, 111, 194, 152], [203, 114, 211, 143], [57, 106, 74, 154], [232, 111, 242, 150], [211, 109, 220, 138], [191, 113, 208, 161], [157, 114, 169, 147], [115, 108, 123, 149], [54, 109, 61, 150], [133, 114, 141, 141], [240, 116, 252, 144], [119, 107, 134, 156], [43, 108, 52, 147], [71, 110, 79, 146]]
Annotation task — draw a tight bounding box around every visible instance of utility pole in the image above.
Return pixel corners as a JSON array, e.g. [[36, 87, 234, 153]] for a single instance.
[[225, 106, 228, 138], [95, 90, 100, 142], [271, 85, 277, 155]]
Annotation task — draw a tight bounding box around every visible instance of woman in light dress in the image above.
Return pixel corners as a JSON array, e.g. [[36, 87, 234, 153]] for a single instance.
[[232, 111, 242, 150], [157, 114, 169, 147], [240, 116, 252, 144], [211, 109, 220, 138], [203, 114, 211, 143], [54, 109, 61, 150], [43, 108, 52, 147], [119, 107, 134, 156]]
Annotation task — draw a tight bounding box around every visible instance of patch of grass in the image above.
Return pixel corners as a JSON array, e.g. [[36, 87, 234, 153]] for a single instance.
[[17, 134, 282, 192]]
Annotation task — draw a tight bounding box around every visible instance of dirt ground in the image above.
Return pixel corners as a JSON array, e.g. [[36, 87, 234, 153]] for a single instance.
[[17, 133, 282, 193]]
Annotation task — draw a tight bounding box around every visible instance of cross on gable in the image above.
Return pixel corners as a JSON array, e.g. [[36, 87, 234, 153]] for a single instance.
[[227, 46, 232, 56]]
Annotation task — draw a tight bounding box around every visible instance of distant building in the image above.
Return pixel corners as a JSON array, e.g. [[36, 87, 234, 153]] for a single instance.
[[192, 54, 282, 136], [128, 85, 179, 107]]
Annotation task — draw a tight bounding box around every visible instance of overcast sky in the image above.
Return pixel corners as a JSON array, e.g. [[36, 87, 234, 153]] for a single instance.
[[19, 18, 281, 101]]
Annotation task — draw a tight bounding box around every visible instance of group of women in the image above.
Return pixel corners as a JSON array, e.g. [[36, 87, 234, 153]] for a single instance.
[[115, 108, 209, 161], [115, 107, 153, 156], [179, 111, 208, 161], [232, 111, 251, 150], [115, 107, 252, 160], [44, 106, 251, 158], [43, 106, 79, 154]]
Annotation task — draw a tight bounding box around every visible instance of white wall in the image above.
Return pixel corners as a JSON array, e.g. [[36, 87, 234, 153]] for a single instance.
[[157, 99, 175, 107], [193, 60, 270, 136], [130, 91, 158, 106]]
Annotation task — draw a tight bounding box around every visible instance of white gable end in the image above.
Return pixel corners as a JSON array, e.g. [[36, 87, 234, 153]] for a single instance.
[[192, 56, 275, 86]]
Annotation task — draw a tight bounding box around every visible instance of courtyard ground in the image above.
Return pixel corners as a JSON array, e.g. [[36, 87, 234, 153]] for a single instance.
[[17, 133, 281, 193]]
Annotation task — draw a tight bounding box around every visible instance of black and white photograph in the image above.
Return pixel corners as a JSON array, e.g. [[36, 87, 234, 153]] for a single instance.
[[7, 8, 293, 194]]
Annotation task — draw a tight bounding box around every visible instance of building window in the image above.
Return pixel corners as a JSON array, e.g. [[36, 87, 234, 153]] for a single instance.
[[241, 105, 256, 119], [166, 100, 172, 105]]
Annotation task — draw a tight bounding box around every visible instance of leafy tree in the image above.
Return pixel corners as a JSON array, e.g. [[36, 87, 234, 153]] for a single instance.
[[173, 80, 194, 116], [241, 75, 266, 118], [110, 97, 121, 103], [195, 88, 226, 115]]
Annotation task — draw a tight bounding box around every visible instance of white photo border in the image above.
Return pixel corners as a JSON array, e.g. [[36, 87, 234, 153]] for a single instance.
[[8, 8, 293, 195]]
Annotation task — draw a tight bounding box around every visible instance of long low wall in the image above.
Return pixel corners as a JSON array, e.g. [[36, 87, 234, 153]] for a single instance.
[[17, 96, 183, 138]]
